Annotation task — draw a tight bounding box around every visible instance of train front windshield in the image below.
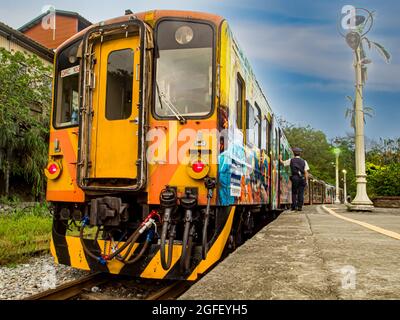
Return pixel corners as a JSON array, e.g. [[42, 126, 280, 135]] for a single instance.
[[155, 20, 214, 118]]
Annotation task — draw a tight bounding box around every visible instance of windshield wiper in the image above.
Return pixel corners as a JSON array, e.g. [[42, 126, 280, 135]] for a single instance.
[[156, 82, 187, 125]]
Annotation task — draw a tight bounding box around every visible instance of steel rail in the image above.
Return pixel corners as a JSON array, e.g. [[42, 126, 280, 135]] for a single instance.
[[145, 281, 193, 300], [24, 272, 110, 300]]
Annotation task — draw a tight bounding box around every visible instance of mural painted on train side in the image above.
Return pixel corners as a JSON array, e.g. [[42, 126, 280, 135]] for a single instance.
[[217, 24, 274, 208], [217, 105, 269, 206]]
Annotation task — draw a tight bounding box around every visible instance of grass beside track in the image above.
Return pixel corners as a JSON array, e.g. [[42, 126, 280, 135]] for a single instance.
[[0, 204, 52, 266]]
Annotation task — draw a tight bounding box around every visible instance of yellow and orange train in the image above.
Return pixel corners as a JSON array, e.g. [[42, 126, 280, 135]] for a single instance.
[[45, 10, 337, 280]]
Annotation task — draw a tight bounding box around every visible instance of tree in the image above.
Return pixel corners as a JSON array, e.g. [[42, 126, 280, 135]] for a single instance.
[[367, 162, 400, 197], [0, 48, 52, 198], [281, 122, 337, 185], [367, 138, 400, 166], [366, 138, 400, 197], [331, 135, 357, 198]]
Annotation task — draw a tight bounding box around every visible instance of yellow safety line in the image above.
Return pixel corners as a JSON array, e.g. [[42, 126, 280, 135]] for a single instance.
[[322, 205, 400, 241]]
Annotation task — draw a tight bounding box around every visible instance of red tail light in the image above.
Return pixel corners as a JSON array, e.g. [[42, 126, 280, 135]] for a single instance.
[[48, 164, 59, 175], [192, 161, 206, 173], [45, 161, 62, 180]]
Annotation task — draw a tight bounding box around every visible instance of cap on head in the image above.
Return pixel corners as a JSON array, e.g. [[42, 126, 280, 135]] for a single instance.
[[292, 147, 303, 156]]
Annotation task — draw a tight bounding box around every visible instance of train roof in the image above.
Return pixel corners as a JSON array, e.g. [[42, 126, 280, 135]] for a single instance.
[[54, 9, 273, 117], [56, 10, 224, 52]]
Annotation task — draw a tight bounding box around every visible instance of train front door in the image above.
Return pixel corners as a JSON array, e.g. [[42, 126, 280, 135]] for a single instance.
[[90, 36, 141, 180]]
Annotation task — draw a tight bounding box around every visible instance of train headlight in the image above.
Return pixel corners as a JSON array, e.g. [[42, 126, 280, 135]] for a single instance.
[[187, 160, 209, 180], [45, 161, 62, 180], [175, 26, 194, 45]]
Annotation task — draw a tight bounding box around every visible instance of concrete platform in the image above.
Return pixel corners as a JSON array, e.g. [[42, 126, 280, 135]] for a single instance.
[[180, 205, 400, 300]]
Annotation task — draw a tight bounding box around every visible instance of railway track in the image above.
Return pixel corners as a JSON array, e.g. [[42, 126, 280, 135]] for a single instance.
[[21, 210, 277, 301], [24, 272, 110, 300], [24, 272, 193, 301], [145, 281, 194, 300]]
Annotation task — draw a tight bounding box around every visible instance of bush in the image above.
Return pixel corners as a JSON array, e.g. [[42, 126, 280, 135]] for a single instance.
[[367, 162, 400, 197], [0, 203, 52, 265]]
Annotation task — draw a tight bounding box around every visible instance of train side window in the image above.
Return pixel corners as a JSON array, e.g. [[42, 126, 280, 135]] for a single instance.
[[261, 116, 267, 150], [246, 101, 254, 145], [254, 102, 261, 148], [236, 75, 244, 130], [105, 49, 134, 121], [275, 128, 279, 156], [266, 117, 271, 153], [246, 102, 261, 148]]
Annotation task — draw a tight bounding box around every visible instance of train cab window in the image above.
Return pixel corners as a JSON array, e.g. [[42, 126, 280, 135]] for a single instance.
[[246, 102, 261, 148], [105, 49, 134, 121], [236, 75, 244, 129], [155, 20, 214, 119], [55, 41, 81, 128]]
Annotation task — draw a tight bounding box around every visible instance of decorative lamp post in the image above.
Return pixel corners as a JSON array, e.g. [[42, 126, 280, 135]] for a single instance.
[[342, 169, 348, 204], [333, 148, 341, 204], [338, 6, 384, 211], [350, 40, 374, 209]]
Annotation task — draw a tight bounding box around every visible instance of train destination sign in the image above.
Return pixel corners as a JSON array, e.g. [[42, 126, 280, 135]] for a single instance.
[[60, 65, 80, 78]]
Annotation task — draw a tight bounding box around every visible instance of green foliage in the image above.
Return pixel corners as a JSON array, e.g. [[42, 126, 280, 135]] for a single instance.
[[0, 194, 21, 205], [367, 138, 400, 166], [366, 139, 400, 197], [0, 48, 52, 197], [367, 162, 400, 197], [0, 203, 52, 265], [282, 121, 399, 199], [281, 123, 337, 185], [281, 121, 359, 197], [332, 135, 357, 198]]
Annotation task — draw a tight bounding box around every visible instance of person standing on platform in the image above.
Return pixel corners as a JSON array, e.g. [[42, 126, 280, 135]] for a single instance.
[[279, 148, 310, 211]]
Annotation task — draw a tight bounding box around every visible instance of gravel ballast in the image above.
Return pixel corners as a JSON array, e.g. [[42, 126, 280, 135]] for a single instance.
[[0, 254, 89, 300]]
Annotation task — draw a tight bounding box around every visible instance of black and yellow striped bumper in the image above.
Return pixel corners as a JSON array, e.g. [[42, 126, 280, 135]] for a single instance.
[[50, 207, 235, 280]]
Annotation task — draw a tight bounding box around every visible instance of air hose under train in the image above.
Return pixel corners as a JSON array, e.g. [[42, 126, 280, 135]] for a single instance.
[[202, 178, 216, 260], [79, 211, 159, 265], [120, 230, 155, 265], [159, 187, 178, 271], [180, 190, 197, 272], [116, 211, 159, 264]]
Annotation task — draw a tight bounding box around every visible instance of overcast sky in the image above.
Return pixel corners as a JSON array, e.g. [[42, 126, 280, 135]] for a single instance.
[[1, 0, 399, 141]]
